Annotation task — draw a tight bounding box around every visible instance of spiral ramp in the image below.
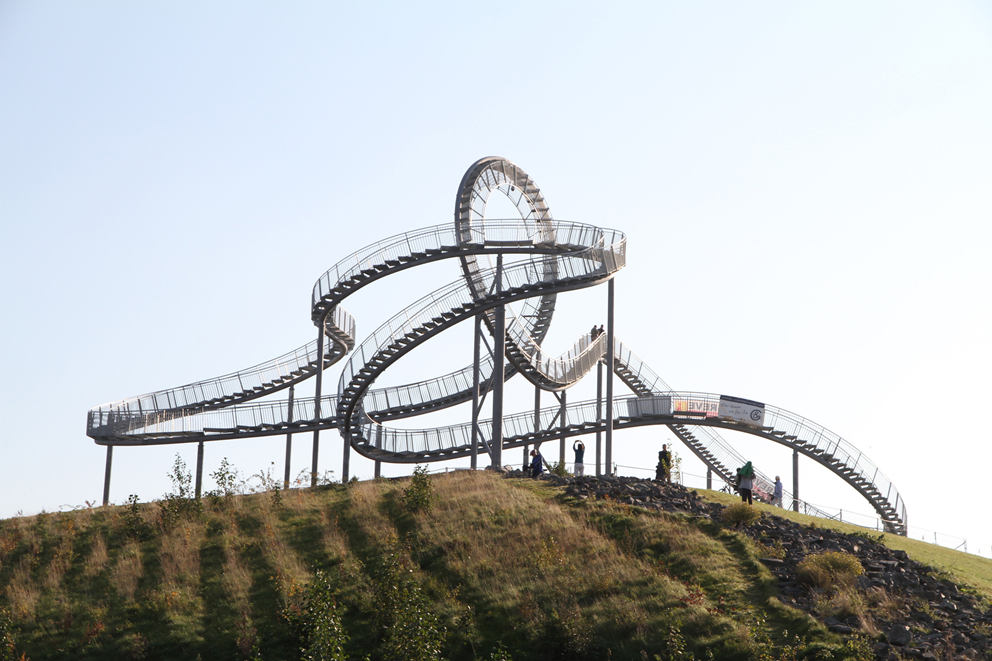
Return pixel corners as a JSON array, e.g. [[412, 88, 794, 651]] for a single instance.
[[86, 157, 907, 535]]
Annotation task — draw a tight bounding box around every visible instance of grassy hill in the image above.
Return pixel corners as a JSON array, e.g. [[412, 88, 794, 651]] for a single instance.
[[1, 469, 989, 660]]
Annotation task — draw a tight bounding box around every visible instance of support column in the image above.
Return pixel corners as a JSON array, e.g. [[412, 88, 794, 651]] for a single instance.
[[374, 424, 382, 478], [471, 314, 481, 470], [792, 448, 800, 512], [102, 445, 113, 506], [595, 361, 602, 476], [605, 278, 615, 475], [706, 468, 712, 490], [527, 384, 539, 468], [284, 385, 295, 489], [558, 390, 567, 467], [490, 255, 505, 468], [312, 326, 325, 486], [195, 440, 204, 499]]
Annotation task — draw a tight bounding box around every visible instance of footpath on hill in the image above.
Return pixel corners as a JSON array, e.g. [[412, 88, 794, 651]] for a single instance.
[[514, 470, 992, 660]]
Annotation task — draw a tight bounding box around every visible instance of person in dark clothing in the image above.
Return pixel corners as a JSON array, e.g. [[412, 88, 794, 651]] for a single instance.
[[736, 463, 754, 505], [572, 440, 585, 476], [656, 444, 672, 483], [530, 449, 544, 478]]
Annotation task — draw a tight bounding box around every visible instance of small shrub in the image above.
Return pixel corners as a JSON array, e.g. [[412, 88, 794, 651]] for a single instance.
[[121, 495, 151, 540], [160, 454, 202, 527], [797, 551, 864, 591], [369, 547, 446, 661], [547, 460, 568, 478], [720, 502, 760, 528], [0, 607, 17, 661], [402, 466, 437, 514], [209, 457, 243, 498], [298, 569, 349, 661]]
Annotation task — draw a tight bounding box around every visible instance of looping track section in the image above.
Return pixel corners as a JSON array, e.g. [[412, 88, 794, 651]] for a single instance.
[[86, 156, 908, 535]]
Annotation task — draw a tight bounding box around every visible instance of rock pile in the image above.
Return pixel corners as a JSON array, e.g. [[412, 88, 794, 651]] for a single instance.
[[507, 472, 992, 659]]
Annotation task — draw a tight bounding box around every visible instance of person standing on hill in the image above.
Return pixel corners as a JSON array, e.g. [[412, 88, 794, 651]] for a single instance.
[[530, 449, 544, 478], [656, 444, 672, 483], [773, 476, 784, 508], [573, 440, 585, 476], [736, 463, 754, 505]]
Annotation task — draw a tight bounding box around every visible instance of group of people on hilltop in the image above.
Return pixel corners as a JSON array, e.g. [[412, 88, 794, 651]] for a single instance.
[[527, 437, 787, 511], [529, 439, 586, 478], [735, 462, 785, 508]]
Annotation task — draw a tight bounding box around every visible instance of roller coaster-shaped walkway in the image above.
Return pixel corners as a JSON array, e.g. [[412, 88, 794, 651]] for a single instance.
[[87, 157, 908, 535]]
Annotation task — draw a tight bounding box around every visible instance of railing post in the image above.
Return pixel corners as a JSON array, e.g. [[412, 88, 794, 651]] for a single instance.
[[102, 445, 113, 506], [313, 325, 325, 486], [284, 384, 295, 489], [792, 448, 800, 512], [605, 278, 615, 475], [195, 440, 204, 499]]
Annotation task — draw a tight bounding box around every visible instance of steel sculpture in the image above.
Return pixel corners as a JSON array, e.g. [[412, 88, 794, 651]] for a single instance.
[[87, 157, 908, 534]]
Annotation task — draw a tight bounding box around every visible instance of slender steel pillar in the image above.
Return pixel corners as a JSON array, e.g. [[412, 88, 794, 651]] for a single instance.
[[471, 314, 481, 470], [706, 468, 712, 490], [195, 440, 204, 499], [558, 390, 567, 465], [312, 326, 325, 486], [102, 445, 113, 506], [605, 278, 615, 475], [595, 361, 602, 476], [792, 448, 800, 512], [284, 384, 295, 489], [374, 424, 382, 478], [527, 384, 539, 467], [490, 255, 505, 468]]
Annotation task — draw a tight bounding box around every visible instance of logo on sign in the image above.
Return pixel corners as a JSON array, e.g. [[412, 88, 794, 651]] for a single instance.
[[750, 410, 762, 421]]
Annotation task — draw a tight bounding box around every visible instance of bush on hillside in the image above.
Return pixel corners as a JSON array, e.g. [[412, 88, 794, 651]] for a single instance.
[[721, 502, 761, 528], [797, 551, 864, 591], [402, 465, 437, 513]]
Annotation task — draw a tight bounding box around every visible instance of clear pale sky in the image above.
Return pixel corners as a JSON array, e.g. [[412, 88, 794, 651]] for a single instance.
[[2, 2, 990, 552]]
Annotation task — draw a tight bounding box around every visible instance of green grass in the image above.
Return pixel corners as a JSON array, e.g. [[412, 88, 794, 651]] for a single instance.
[[0, 473, 979, 660]]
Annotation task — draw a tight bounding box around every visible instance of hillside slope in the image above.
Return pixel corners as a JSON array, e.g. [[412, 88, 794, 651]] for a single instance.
[[0, 470, 988, 660]]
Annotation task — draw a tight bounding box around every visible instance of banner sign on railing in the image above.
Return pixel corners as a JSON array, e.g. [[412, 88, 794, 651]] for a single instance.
[[673, 398, 718, 416], [719, 395, 765, 427]]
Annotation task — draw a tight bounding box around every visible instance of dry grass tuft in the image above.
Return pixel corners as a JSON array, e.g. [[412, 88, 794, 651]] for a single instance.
[[7, 557, 39, 621], [110, 540, 143, 601], [157, 521, 205, 619], [84, 534, 110, 579]]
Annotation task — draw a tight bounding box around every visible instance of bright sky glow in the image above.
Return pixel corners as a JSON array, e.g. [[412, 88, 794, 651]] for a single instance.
[[1, 2, 990, 553]]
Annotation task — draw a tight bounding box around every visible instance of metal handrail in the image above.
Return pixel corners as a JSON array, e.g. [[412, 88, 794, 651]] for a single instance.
[[89, 303, 355, 416]]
